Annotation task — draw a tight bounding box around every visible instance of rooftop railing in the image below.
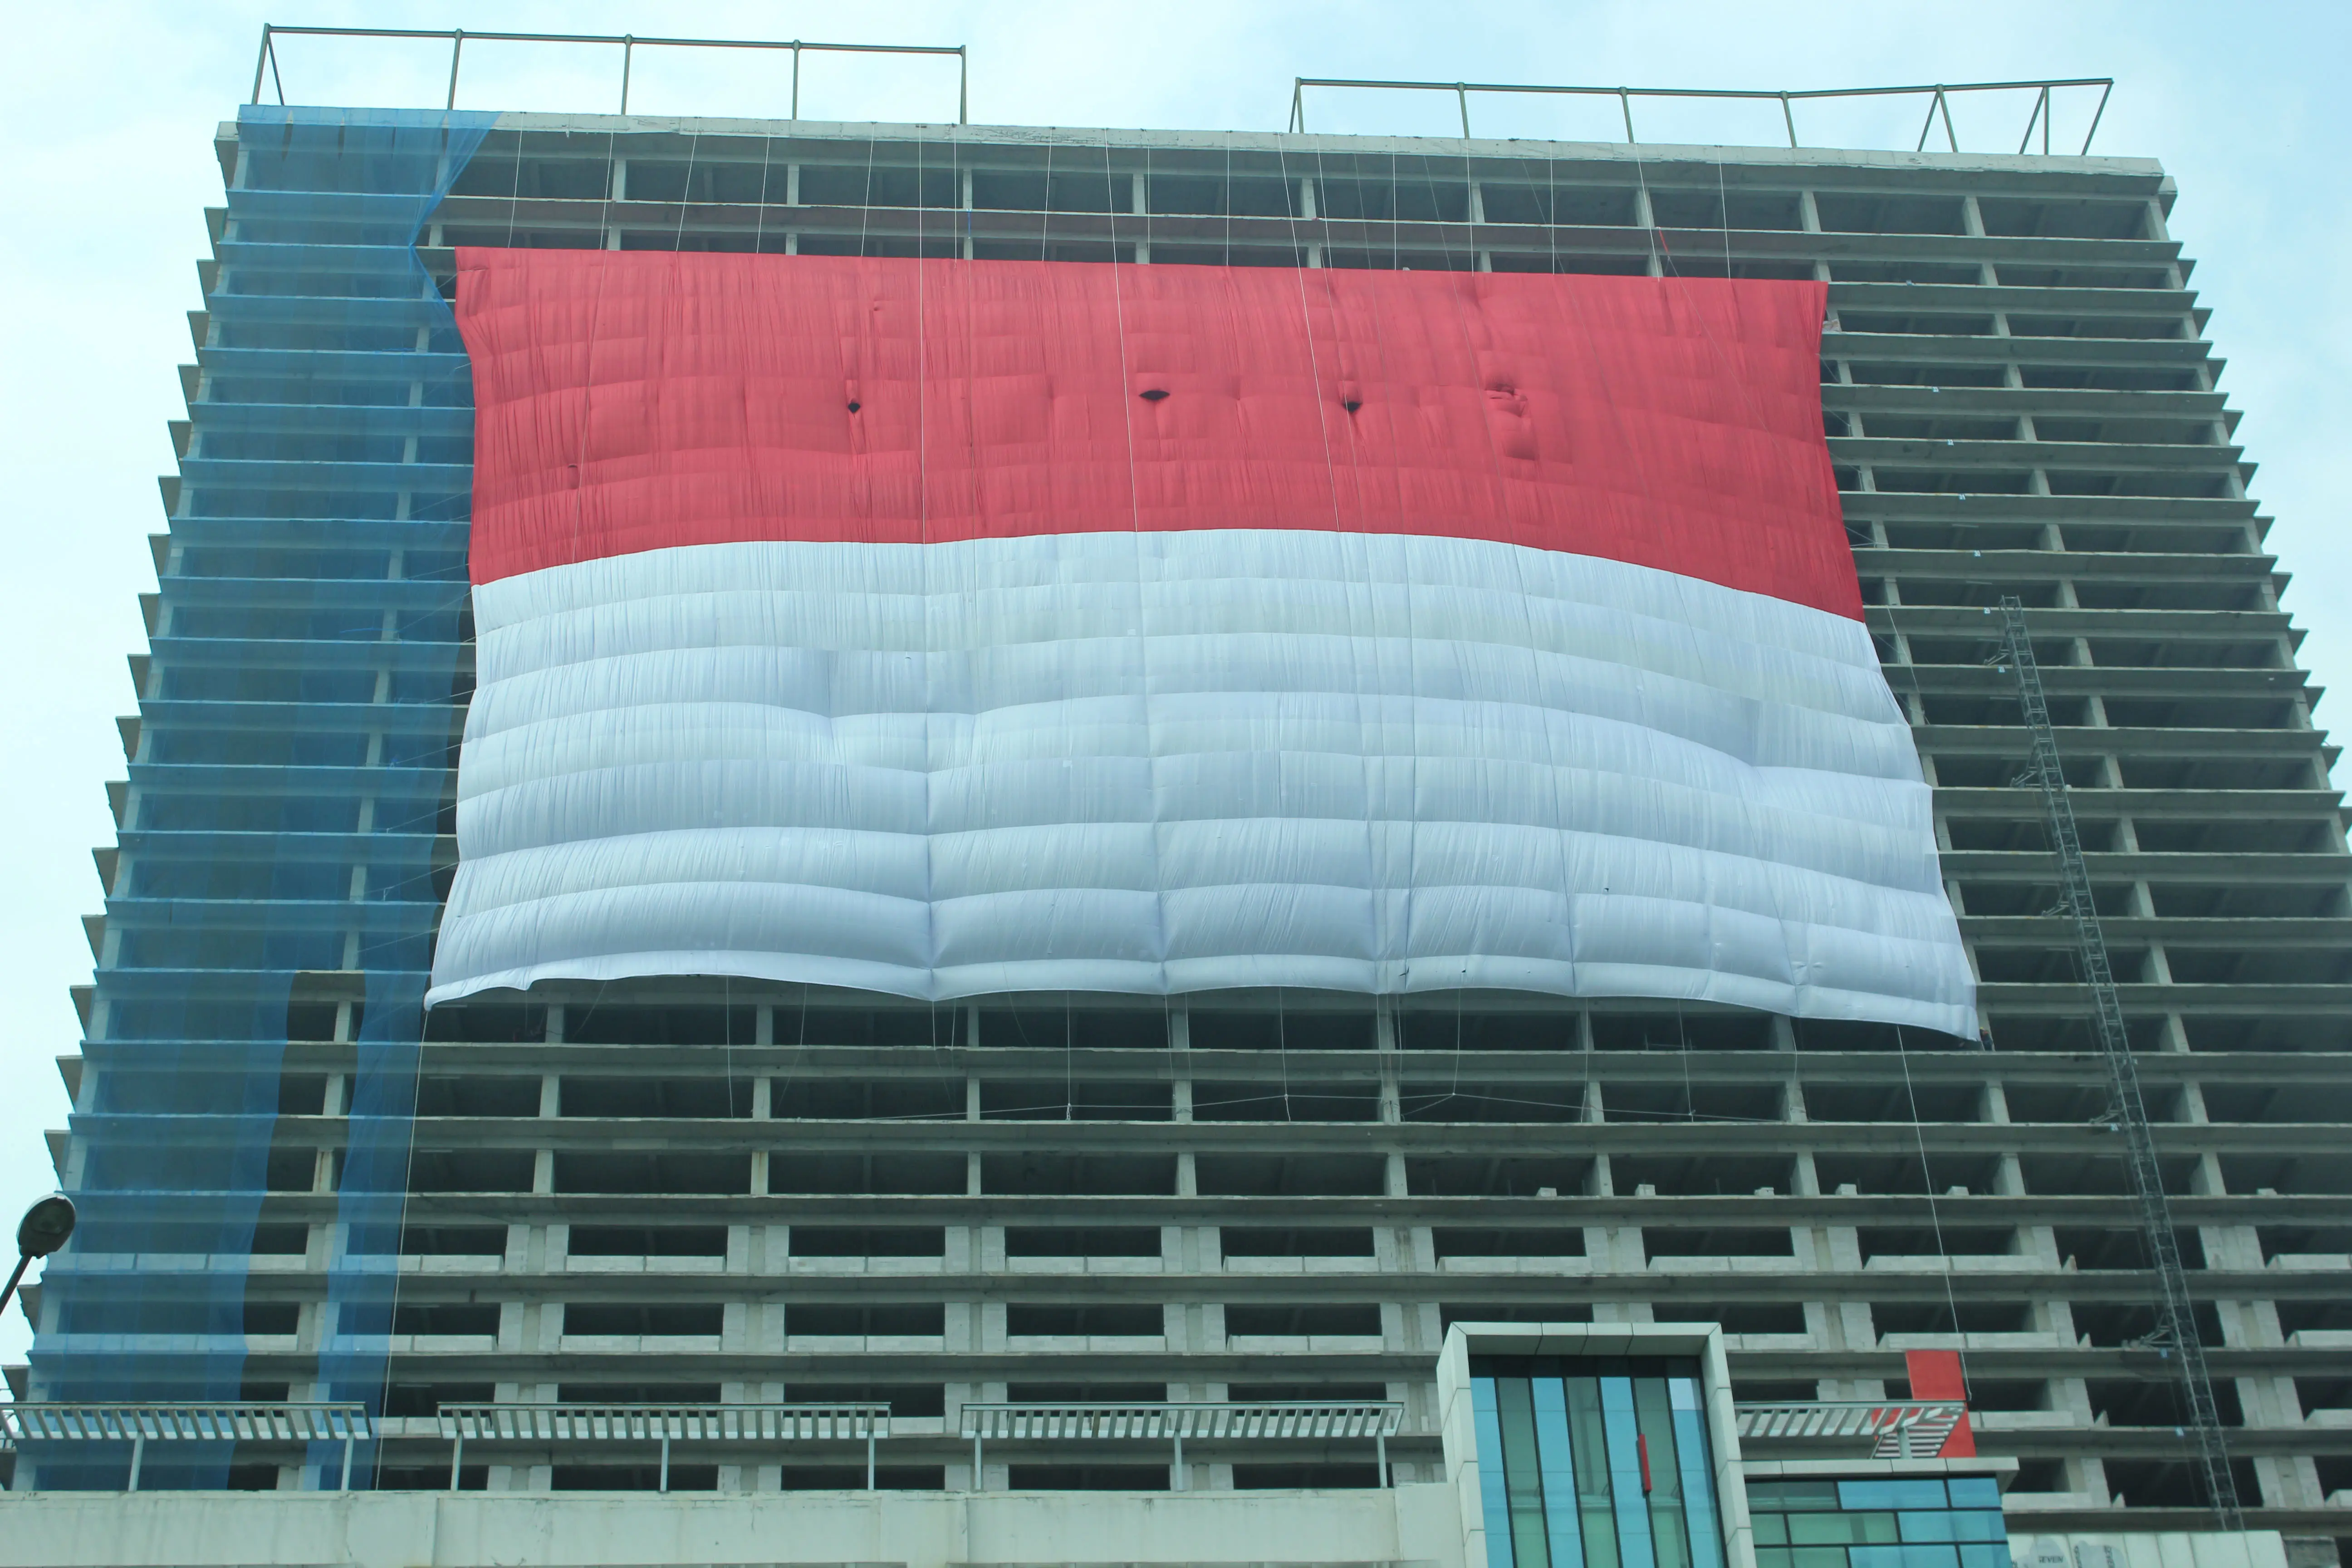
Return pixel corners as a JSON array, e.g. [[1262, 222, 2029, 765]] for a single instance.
[[1734, 1399, 1968, 1459], [435, 1402, 890, 1493], [1288, 75, 2114, 155], [960, 1400, 1406, 1489], [248, 24, 969, 123], [0, 1401, 372, 1490]]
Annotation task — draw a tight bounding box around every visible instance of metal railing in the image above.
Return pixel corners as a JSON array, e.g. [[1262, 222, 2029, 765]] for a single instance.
[[435, 1402, 889, 1493], [249, 24, 968, 123], [960, 1401, 1405, 1490], [0, 1401, 372, 1490], [1733, 1399, 1966, 1460], [1289, 76, 2113, 156]]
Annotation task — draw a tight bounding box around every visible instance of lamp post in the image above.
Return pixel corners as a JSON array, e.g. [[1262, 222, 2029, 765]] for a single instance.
[[0, 1194, 76, 1321]]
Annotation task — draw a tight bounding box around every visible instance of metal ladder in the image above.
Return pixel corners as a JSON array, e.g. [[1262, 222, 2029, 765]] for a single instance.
[[1995, 596, 2241, 1526]]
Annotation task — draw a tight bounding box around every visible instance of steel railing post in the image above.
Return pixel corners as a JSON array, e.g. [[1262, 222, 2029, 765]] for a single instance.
[[2082, 81, 2112, 154], [127, 1430, 143, 1492], [446, 29, 463, 112], [251, 24, 272, 105], [451, 1430, 464, 1491], [791, 44, 801, 120], [620, 37, 633, 115], [1781, 91, 1797, 147]]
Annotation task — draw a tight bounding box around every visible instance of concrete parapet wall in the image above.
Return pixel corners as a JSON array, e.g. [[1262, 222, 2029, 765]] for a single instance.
[[0, 1485, 1465, 1568]]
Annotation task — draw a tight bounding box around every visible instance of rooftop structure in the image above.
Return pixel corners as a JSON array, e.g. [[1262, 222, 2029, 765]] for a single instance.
[[10, 37, 2351, 1568]]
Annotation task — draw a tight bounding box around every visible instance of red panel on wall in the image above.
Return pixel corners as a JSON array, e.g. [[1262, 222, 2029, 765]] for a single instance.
[[1905, 1348, 1979, 1458], [455, 250, 1856, 616]]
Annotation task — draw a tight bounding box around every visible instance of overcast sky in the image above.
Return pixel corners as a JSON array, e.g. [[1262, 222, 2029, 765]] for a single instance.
[[2, 0, 2344, 1367]]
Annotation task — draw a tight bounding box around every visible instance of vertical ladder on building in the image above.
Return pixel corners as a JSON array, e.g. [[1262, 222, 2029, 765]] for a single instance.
[[1996, 596, 2242, 1527]]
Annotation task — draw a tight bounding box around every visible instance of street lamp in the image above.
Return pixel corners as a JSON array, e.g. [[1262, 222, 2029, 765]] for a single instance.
[[0, 1194, 75, 1321]]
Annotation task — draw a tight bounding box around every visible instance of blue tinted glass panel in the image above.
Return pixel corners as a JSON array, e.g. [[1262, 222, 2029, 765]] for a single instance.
[[1669, 1378, 1723, 1568], [1534, 1379, 1586, 1568], [1602, 1378, 1655, 1568], [1475, 1376, 1518, 1568], [1851, 1548, 1960, 1568], [1840, 1481, 1951, 1510]]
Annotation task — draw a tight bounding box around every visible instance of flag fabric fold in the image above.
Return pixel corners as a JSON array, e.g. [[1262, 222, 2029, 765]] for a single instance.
[[431, 250, 1974, 1037]]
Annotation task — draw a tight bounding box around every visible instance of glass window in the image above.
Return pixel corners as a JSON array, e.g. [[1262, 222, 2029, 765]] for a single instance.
[[1569, 1375, 1622, 1568], [1601, 1379, 1656, 1568], [1465, 1360, 1731, 1568], [1498, 1378, 1554, 1568], [1634, 1379, 1691, 1568], [1668, 1378, 1724, 1568], [1792, 1512, 1898, 1547], [1840, 1480, 1951, 1510], [1534, 1380, 1586, 1568], [1474, 1377, 1517, 1568], [1851, 1547, 1960, 1568]]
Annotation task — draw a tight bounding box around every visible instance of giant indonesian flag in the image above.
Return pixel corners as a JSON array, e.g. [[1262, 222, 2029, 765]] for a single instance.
[[429, 249, 1976, 1037]]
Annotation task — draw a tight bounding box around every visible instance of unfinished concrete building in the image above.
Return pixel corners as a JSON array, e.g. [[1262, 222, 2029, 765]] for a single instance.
[[15, 52, 2352, 1565]]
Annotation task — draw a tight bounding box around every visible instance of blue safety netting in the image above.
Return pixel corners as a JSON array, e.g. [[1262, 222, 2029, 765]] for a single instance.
[[24, 104, 493, 1490]]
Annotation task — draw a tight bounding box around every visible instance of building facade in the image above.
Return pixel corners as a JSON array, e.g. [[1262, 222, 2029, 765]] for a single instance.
[[13, 88, 2352, 1560]]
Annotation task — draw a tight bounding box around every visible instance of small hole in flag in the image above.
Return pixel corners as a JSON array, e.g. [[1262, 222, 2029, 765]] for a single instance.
[[1342, 399, 1362, 413], [1139, 388, 1170, 402], [846, 400, 862, 413]]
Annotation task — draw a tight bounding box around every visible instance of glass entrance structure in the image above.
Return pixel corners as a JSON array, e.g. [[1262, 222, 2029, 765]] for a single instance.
[[1471, 1356, 1728, 1568]]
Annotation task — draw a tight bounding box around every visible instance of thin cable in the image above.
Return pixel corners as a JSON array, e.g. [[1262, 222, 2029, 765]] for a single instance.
[[1293, 140, 1418, 1015], [1277, 991, 1293, 1122], [1421, 144, 1573, 1072], [673, 130, 700, 250], [858, 135, 878, 256], [1222, 135, 1233, 265], [1097, 131, 1169, 1004], [754, 133, 773, 254], [1717, 159, 1734, 279], [1895, 1022, 1973, 1393], [1676, 1004, 1698, 1122], [503, 127, 524, 249]]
